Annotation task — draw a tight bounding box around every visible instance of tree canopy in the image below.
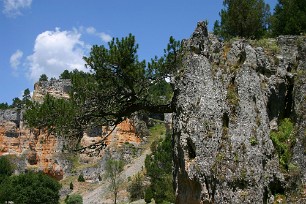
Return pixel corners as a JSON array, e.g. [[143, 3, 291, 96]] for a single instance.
[[39, 74, 49, 82], [271, 0, 306, 36], [24, 34, 181, 147], [214, 0, 271, 39]]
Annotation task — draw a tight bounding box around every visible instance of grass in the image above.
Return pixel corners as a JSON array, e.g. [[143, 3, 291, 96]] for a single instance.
[[270, 118, 295, 171], [250, 38, 280, 55], [141, 121, 166, 150], [227, 83, 239, 107]]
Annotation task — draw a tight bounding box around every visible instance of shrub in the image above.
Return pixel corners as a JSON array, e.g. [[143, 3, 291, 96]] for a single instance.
[[250, 136, 258, 146], [144, 188, 153, 203], [10, 172, 61, 204], [128, 173, 144, 201], [70, 181, 74, 190], [270, 118, 295, 170], [0, 156, 14, 183], [65, 194, 83, 204], [78, 174, 85, 182]]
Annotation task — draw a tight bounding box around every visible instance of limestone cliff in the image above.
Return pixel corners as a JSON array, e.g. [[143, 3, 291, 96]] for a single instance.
[[0, 79, 145, 180], [173, 22, 306, 203]]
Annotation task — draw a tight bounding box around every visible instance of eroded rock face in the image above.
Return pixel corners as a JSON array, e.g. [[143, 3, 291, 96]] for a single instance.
[[0, 79, 145, 180], [173, 22, 306, 203], [0, 121, 67, 179], [32, 79, 71, 103]]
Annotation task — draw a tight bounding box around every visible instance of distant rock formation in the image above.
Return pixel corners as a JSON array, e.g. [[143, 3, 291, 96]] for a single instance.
[[32, 79, 71, 103], [173, 22, 306, 203]]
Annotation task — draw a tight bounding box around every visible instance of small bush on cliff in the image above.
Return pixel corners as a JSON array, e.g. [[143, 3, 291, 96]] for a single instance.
[[70, 181, 74, 190], [78, 173, 85, 182], [270, 118, 295, 170]]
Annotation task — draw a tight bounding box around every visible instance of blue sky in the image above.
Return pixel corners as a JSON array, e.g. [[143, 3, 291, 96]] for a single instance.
[[0, 0, 277, 104]]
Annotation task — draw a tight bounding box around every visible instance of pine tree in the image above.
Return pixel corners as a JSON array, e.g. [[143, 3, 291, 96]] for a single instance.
[[39, 74, 48, 82], [214, 0, 271, 39], [271, 0, 306, 36]]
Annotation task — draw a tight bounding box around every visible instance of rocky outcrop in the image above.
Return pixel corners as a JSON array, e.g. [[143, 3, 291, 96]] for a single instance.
[[32, 79, 71, 103], [1, 79, 146, 180], [173, 22, 306, 203]]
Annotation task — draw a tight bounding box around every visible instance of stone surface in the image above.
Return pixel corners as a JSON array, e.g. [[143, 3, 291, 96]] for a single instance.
[[32, 79, 71, 103], [173, 22, 306, 203]]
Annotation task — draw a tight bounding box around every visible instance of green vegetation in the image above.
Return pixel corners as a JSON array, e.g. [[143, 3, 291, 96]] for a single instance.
[[60, 69, 72, 79], [214, 0, 271, 39], [250, 38, 279, 54], [105, 158, 124, 204], [250, 136, 258, 146], [227, 83, 239, 107], [78, 174, 85, 182], [270, 118, 295, 170], [128, 172, 145, 201], [271, 0, 306, 36], [39, 74, 49, 82], [145, 131, 175, 204], [70, 181, 74, 190], [65, 194, 83, 204], [24, 93, 81, 138], [0, 163, 61, 204], [0, 156, 14, 182], [24, 35, 180, 149], [0, 102, 9, 110]]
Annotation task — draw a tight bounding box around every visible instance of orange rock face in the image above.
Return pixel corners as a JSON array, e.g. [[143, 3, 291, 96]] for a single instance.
[[0, 118, 141, 180], [0, 121, 64, 179]]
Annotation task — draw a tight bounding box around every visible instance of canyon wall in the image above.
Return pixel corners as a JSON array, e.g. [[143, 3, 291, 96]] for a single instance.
[[0, 79, 144, 180]]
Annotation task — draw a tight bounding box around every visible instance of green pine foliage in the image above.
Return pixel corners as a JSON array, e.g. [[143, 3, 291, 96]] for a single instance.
[[271, 0, 306, 36], [145, 132, 175, 203], [24, 94, 79, 136], [24, 35, 180, 146], [128, 173, 145, 201], [39, 74, 48, 82], [214, 0, 271, 39], [0, 156, 14, 177], [0, 172, 61, 204], [0, 102, 9, 110], [78, 174, 85, 182]]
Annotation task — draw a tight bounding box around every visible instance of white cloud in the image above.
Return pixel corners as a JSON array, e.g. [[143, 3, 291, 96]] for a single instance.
[[100, 32, 112, 43], [2, 0, 32, 17], [86, 26, 96, 34], [10, 49, 23, 69], [26, 28, 88, 82], [86, 26, 112, 43]]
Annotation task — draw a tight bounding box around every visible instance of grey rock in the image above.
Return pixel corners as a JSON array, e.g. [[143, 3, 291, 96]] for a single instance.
[[173, 22, 306, 203]]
